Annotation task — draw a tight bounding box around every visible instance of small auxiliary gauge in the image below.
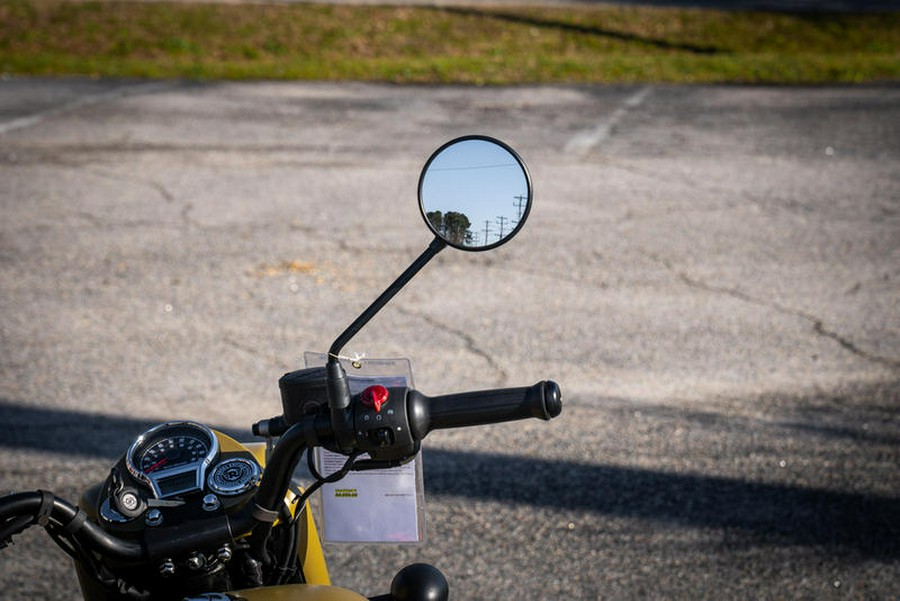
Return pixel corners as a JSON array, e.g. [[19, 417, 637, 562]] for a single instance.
[[207, 458, 261, 496]]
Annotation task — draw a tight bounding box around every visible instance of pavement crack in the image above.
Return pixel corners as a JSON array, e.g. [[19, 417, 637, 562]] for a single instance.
[[180, 202, 196, 228], [223, 335, 292, 371], [396, 306, 508, 384], [79, 166, 200, 229], [810, 321, 897, 368], [84, 167, 176, 205], [649, 253, 900, 369], [149, 180, 175, 203]]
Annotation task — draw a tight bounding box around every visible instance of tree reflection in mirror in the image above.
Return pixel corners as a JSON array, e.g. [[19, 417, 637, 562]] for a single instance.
[[419, 136, 532, 252]]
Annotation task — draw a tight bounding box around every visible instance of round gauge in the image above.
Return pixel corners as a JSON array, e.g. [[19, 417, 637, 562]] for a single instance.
[[126, 422, 219, 498], [208, 458, 261, 496], [138, 433, 209, 473]]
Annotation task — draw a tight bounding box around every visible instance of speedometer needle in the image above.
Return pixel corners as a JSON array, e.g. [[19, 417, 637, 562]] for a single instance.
[[145, 458, 168, 473]]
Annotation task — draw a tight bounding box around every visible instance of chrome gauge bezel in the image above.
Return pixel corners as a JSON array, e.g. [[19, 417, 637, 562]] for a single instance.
[[207, 458, 261, 496], [126, 421, 219, 499]]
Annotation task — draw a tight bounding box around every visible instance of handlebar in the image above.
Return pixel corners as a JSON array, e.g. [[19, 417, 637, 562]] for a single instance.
[[254, 378, 562, 528], [0, 491, 146, 561], [1, 489, 259, 562], [2, 380, 562, 565], [407, 380, 561, 441], [250, 378, 562, 560]]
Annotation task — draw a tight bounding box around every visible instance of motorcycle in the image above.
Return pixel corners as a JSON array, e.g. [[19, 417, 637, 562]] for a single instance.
[[0, 135, 562, 601]]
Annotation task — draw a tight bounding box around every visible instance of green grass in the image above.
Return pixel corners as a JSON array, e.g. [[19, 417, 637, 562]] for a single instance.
[[1, 0, 899, 83]]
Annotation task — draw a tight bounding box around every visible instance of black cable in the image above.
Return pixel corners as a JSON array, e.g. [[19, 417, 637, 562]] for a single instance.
[[272, 503, 297, 586], [72, 534, 115, 593], [45, 525, 84, 563], [0, 515, 33, 548], [294, 449, 362, 527], [1, 493, 148, 599], [248, 442, 308, 562], [273, 483, 308, 586], [267, 449, 362, 586], [307, 446, 326, 481]]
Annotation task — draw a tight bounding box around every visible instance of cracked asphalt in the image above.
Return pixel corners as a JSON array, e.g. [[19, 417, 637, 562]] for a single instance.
[[1, 79, 898, 599]]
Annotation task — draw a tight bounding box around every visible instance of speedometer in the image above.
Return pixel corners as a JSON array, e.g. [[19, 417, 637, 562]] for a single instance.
[[139, 433, 209, 473], [126, 422, 219, 498]]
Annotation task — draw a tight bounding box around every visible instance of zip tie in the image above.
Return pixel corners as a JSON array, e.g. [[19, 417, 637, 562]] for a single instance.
[[36, 490, 55, 528], [327, 352, 366, 369], [251, 504, 279, 523], [63, 508, 87, 534]]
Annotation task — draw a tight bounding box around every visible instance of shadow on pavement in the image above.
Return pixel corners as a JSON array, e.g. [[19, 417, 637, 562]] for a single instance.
[[546, 0, 900, 12], [423, 448, 899, 560], [1, 398, 897, 560], [439, 6, 721, 54]]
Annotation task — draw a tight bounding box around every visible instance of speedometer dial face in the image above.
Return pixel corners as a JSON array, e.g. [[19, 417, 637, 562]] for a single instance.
[[138, 433, 210, 473]]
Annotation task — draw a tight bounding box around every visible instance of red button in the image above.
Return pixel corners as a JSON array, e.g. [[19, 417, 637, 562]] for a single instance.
[[361, 385, 389, 412]]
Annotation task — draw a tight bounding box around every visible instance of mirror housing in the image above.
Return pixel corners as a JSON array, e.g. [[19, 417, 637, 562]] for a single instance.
[[418, 135, 532, 251]]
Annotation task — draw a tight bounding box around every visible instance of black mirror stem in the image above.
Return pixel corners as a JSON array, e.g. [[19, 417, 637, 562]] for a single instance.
[[326, 237, 447, 451]]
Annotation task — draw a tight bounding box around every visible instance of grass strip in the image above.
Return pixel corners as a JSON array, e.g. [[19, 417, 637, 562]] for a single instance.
[[1, 0, 899, 83]]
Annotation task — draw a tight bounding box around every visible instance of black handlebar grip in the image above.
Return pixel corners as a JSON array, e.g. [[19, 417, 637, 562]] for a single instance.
[[406, 381, 561, 441]]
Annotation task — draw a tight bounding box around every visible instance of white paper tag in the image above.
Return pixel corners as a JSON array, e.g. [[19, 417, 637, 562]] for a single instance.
[[317, 448, 422, 543]]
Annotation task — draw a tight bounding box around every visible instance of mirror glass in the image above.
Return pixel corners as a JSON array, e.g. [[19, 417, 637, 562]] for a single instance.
[[418, 136, 532, 251]]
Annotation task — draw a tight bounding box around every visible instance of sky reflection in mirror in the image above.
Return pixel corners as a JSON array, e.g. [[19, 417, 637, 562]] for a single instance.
[[420, 140, 529, 249]]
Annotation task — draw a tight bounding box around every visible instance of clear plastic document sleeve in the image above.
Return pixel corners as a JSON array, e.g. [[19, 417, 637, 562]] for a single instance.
[[305, 353, 426, 544]]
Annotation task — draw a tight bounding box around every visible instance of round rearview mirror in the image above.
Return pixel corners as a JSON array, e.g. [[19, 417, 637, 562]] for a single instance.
[[418, 135, 532, 251]]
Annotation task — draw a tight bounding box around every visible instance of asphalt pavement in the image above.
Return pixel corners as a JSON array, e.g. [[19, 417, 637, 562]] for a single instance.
[[0, 79, 898, 599]]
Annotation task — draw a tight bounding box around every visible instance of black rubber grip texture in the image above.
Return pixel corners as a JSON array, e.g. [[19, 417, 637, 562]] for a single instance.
[[407, 380, 561, 441]]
